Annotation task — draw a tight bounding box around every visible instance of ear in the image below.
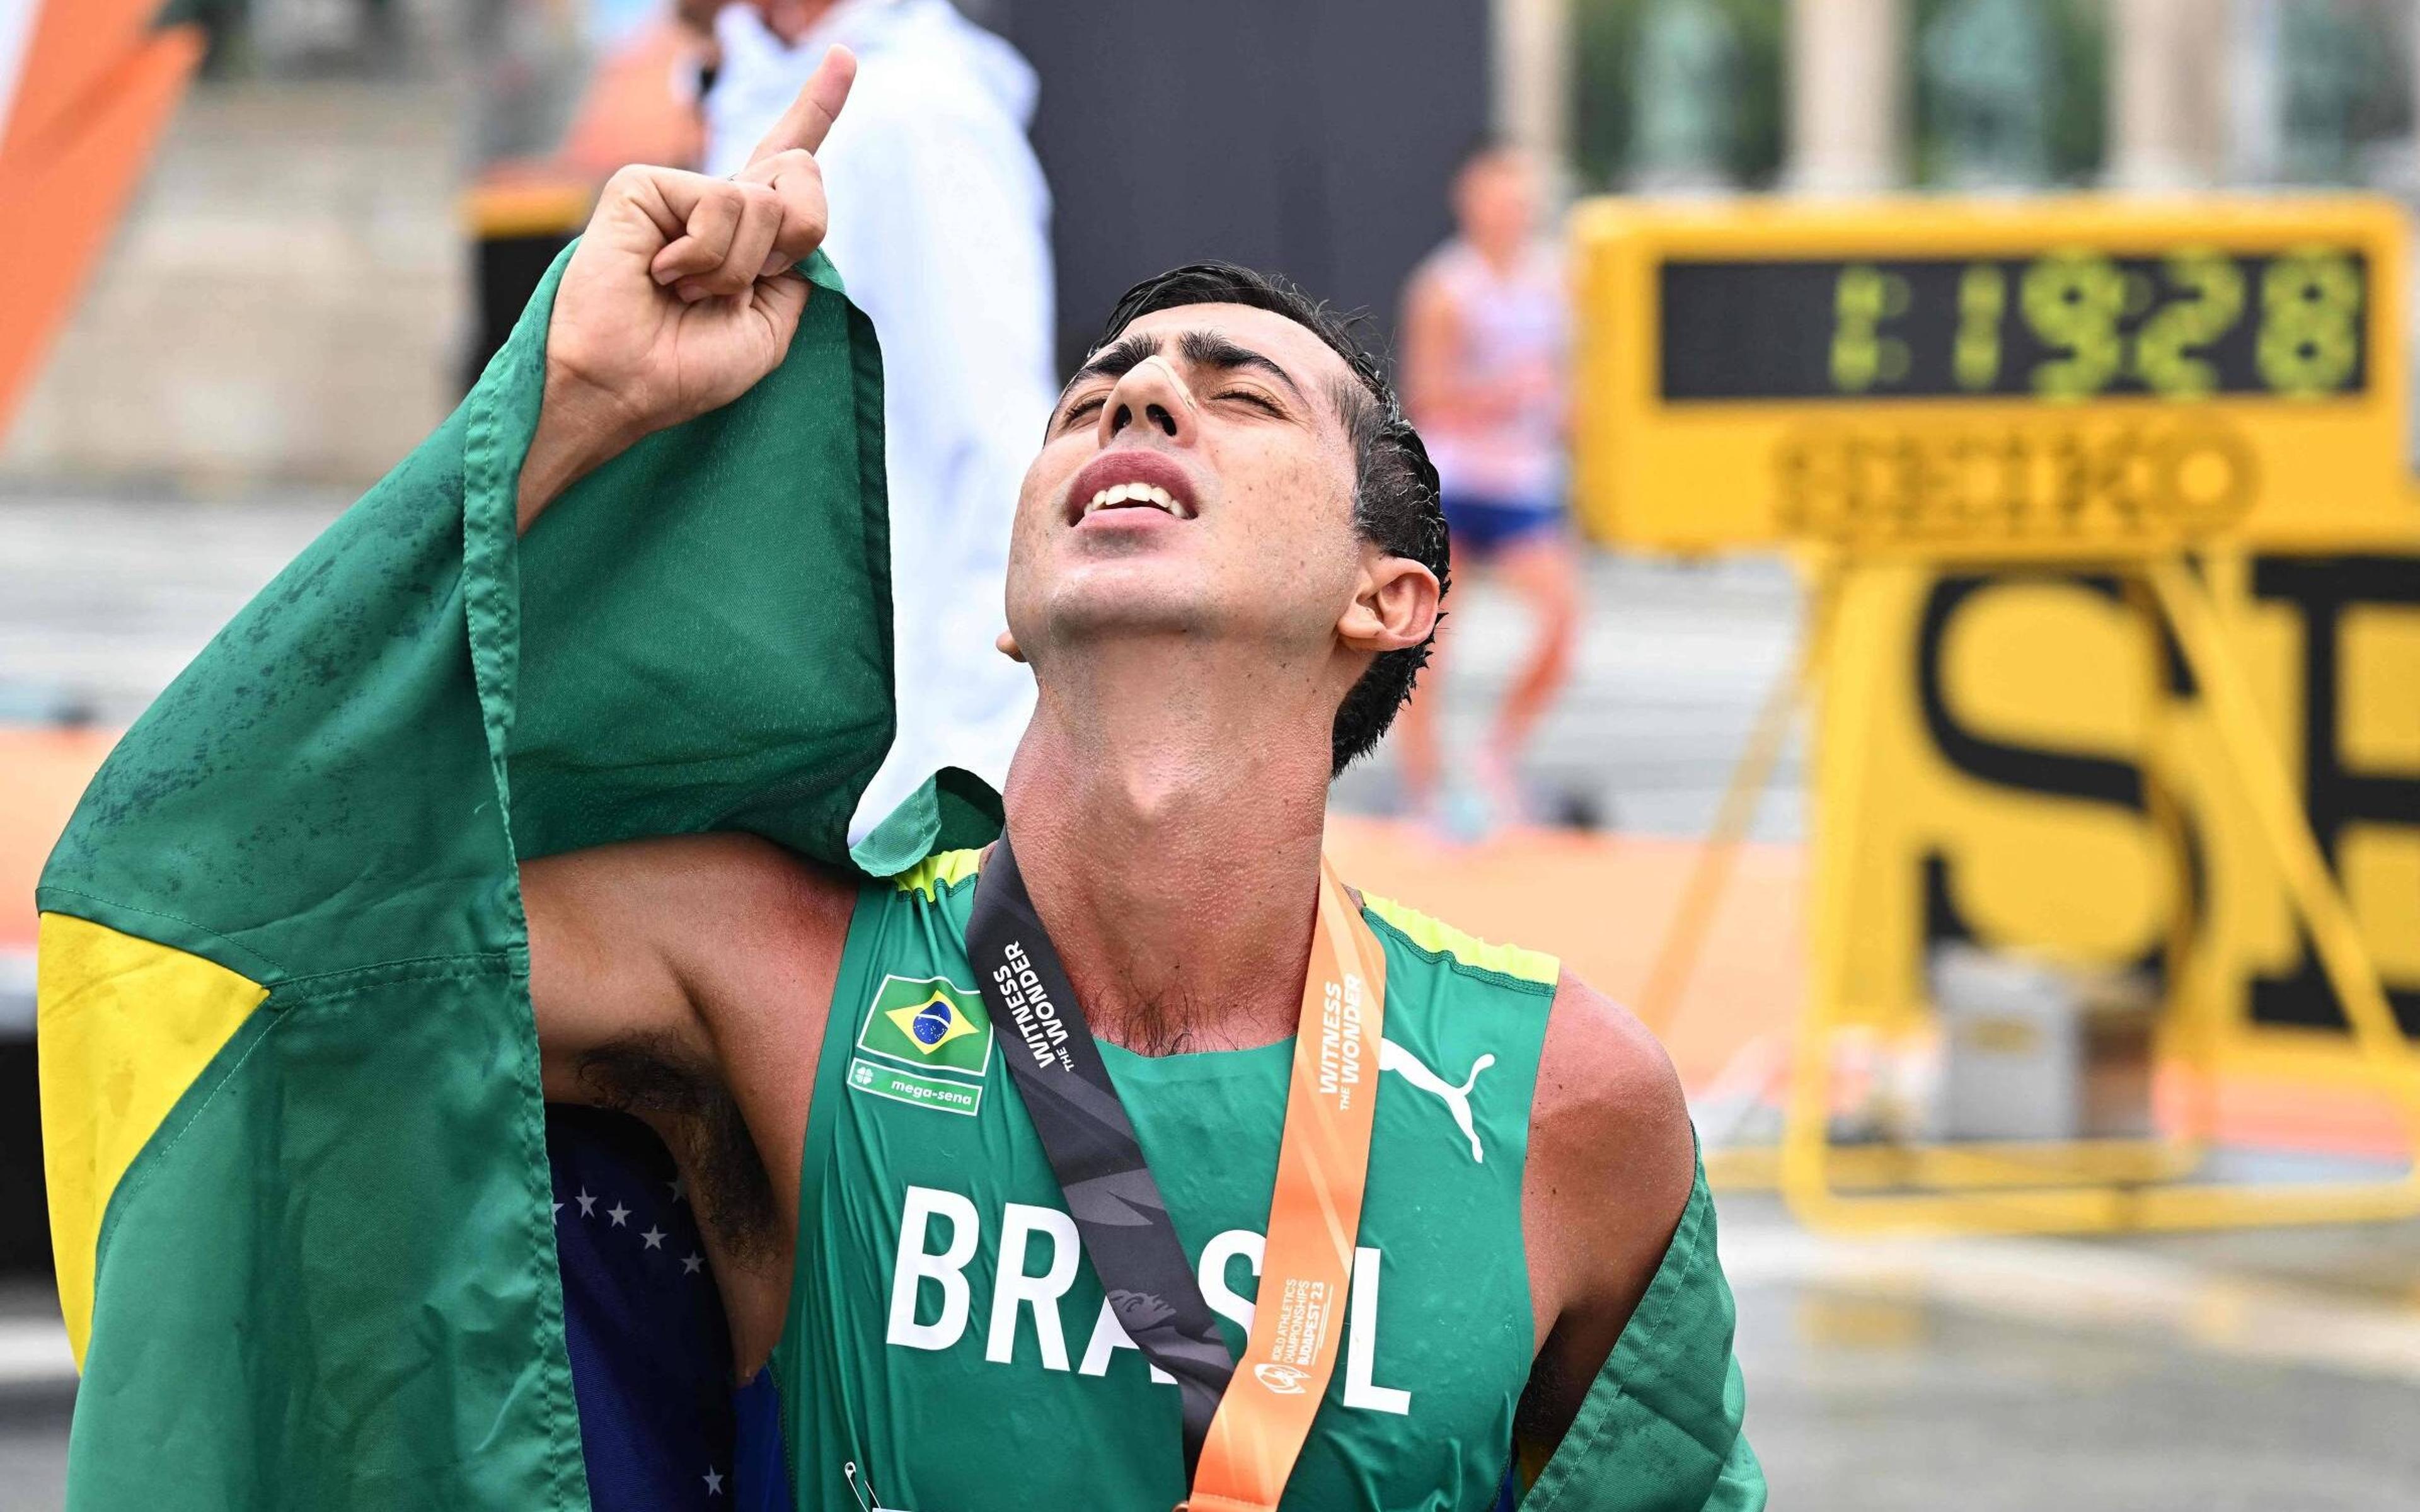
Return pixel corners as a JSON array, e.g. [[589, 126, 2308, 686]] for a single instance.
[[1337, 554, 1441, 656], [996, 628, 1028, 664]]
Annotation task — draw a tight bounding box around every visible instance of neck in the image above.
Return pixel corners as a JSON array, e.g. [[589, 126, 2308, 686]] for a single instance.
[[1470, 232, 1524, 275], [1000, 636, 1338, 1056]]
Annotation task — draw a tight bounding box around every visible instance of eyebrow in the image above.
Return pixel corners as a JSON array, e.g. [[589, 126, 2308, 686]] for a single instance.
[[1061, 328, 1309, 406]]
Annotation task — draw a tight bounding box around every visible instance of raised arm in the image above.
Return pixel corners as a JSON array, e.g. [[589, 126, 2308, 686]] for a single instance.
[[521, 833, 853, 1128], [514, 45, 858, 529], [520, 831, 856, 1370]]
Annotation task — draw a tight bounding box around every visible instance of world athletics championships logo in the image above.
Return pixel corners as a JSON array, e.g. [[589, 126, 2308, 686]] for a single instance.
[[857, 975, 994, 1077]]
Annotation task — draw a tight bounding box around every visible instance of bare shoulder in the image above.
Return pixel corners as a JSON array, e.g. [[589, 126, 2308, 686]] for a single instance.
[[1532, 971, 1694, 1194], [1524, 970, 1697, 1317], [1518, 970, 1699, 1442]]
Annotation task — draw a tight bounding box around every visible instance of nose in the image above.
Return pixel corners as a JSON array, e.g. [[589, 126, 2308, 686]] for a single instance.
[[1093, 354, 1195, 449]]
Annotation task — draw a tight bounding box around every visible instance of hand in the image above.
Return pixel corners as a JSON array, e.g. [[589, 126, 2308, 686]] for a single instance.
[[517, 45, 857, 528]]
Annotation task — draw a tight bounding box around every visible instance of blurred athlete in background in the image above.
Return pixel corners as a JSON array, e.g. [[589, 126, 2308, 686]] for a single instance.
[[1393, 141, 1576, 835]]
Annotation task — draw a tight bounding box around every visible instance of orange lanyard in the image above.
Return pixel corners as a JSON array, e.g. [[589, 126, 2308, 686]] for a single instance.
[[1179, 859, 1387, 1512]]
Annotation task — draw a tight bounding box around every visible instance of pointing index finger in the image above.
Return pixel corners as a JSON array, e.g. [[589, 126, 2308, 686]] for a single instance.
[[747, 45, 856, 166]]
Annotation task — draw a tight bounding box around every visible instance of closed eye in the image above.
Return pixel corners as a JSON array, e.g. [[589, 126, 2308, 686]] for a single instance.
[[1056, 394, 1108, 430], [1216, 389, 1286, 417]]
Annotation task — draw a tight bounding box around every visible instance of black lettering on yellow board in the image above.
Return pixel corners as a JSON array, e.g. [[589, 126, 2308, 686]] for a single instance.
[[1905, 557, 2420, 1042], [1914, 573, 2208, 995], [2246, 557, 2420, 1036], [1774, 420, 2257, 550]]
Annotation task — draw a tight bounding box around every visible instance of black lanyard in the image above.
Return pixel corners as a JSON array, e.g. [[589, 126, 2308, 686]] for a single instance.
[[964, 835, 1238, 1476]]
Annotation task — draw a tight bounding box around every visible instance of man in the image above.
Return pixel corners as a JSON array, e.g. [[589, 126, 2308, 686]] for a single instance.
[[1393, 140, 1578, 835], [501, 52, 1755, 1508], [689, 0, 1054, 832]]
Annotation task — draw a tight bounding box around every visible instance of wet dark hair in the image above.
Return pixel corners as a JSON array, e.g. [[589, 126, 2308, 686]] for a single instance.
[[1093, 261, 1451, 777]]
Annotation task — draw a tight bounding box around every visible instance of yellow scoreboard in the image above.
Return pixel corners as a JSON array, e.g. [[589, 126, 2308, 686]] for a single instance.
[[1572, 195, 2419, 559]]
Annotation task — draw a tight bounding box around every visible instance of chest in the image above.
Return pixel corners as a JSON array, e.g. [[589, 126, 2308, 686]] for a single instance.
[[1448, 263, 1567, 372], [785, 1020, 1539, 1510]]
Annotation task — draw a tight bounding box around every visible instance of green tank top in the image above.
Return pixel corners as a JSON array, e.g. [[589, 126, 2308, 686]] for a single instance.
[[773, 850, 1562, 1511]]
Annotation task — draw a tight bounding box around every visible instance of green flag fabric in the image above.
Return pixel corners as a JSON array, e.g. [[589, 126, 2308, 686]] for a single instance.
[[37, 245, 992, 1511], [37, 243, 1749, 1509], [1524, 1165, 1765, 1510]]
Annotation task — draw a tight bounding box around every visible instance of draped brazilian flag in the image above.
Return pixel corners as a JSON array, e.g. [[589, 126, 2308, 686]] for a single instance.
[[35, 246, 995, 1510]]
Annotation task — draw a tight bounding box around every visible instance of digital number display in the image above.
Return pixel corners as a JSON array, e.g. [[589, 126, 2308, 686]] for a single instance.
[[1659, 249, 2368, 403]]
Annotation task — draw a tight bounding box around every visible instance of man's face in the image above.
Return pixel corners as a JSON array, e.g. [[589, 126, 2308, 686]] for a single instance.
[[1004, 302, 1374, 673]]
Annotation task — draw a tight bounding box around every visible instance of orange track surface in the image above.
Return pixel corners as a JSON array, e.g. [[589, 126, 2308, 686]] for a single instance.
[[3, 728, 117, 951], [0, 739, 1812, 1065], [3, 735, 2399, 1156], [1324, 816, 1804, 1091]]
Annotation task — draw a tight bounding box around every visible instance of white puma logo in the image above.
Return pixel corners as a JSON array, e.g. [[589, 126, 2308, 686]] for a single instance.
[[1378, 1040, 1495, 1164]]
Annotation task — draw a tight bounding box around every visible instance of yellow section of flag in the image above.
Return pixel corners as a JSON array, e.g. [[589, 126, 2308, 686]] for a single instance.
[[37, 912, 267, 1366]]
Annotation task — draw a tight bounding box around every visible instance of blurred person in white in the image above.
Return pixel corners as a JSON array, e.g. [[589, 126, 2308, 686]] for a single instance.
[[1392, 140, 1575, 834], [689, 0, 1054, 835]]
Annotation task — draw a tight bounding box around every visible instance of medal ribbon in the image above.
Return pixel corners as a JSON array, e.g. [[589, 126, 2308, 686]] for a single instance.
[[1179, 856, 1386, 1512], [964, 837, 1386, 1512]]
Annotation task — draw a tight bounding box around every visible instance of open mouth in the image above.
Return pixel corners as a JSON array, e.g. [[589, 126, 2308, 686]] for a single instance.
[[1081, 481, 1188, 520], [1064, 450, 1201, 527]]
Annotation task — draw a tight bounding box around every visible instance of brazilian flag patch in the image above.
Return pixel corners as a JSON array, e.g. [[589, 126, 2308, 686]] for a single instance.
[[856, 974, 993, 1079]]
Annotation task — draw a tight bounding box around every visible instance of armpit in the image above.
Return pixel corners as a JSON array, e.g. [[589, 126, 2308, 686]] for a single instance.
[[574, 1033, 785, 1263]]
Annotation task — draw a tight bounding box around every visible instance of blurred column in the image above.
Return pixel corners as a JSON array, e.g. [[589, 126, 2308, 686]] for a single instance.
[[1918, 0, 2053, 190], [2107, 0, 2232, 189], [2407, 0, 2420, 192], [2276, 0, 2376, 184], [1787, 0, 1904, 193], [2225, 0, 2285, 185], [1494, 0, 1571, 166], [1630, 0, 1743, 192]]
